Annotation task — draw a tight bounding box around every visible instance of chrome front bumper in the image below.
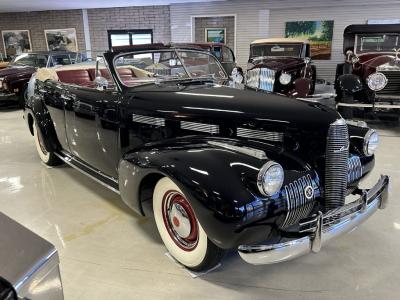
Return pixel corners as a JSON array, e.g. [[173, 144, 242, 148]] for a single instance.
[[238, 175, 389, 265]]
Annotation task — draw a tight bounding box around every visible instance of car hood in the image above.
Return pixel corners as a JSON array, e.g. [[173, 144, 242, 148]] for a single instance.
[[128, 82, 340, 133], [250, 57, 304, 71], [0, 65, 36, 78]]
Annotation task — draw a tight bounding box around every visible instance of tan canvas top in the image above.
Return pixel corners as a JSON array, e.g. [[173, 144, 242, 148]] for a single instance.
[[251, 38, 309, 45]]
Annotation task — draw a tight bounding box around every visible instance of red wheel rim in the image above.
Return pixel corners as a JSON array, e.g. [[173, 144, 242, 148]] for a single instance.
[[161, 190, 199, 251]]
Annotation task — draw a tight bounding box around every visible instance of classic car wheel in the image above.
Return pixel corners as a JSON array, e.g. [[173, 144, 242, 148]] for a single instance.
[[153, 177, 224, 271], [33, 122, 61, 166]]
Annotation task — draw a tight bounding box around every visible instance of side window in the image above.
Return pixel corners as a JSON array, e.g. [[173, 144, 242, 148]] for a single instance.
[[222, 47, 234, 62], [36, 55, 48, 67], [213, 46, 222, 59]]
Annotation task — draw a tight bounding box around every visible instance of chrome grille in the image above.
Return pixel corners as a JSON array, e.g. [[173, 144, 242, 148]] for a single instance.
[[325, 119, 349, 210], [259, 68, 276, 92], [348, 155, 362, 183], [282, 174, 315, 228], [377, 71, 400, 95], [246, 68, 275, 92], [237, 127, 283, 142]]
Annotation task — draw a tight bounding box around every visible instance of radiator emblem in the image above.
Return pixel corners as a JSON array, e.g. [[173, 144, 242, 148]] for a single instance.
[[304, 185, 314, 200]]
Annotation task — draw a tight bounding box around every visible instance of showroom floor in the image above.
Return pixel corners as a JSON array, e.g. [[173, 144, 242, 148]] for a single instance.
[[0, 108, 399, 300]]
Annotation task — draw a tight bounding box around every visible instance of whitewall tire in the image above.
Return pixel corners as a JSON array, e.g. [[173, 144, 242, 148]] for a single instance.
[[33, 121, 61, 166], [153, 177, 224, 271]]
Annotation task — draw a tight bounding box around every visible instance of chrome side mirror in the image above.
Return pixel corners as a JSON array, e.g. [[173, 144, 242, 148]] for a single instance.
[[94, 76, 108, 90]]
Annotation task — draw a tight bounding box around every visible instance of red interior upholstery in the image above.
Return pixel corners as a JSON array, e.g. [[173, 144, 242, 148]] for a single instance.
[[57, 70, 93, 87], [117, 68, 137, 84], [87, 68, 113, 81], [56, 67, 138, 87]]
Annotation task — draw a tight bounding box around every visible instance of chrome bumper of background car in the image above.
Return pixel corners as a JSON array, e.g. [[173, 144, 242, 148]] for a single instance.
[[0, 92, 16, 101], [337, 102, 400, 109], [238, 175, 389, 265]]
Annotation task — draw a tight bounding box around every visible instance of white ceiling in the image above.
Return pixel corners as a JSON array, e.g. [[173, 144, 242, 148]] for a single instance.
[[0, 0, 225, 12]]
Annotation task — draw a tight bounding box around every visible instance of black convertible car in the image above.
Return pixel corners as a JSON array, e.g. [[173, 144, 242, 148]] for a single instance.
[[25, 44, 389, 271]]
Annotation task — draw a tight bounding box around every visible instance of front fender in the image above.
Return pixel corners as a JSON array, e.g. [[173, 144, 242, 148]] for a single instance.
[[337, 74, 363, 94], [118, 139, 313, 249]]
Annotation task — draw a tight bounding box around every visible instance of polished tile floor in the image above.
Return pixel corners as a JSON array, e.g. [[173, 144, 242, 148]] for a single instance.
[[0, 109, 399, 300]]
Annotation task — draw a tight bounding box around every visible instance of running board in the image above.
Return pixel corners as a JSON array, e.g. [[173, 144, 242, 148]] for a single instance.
[[54, 151, 120, 194], [337, 102, 400, 109]]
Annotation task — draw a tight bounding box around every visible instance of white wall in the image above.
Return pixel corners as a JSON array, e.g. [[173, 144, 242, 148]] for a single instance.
[[268, 1, 400, 82], [170, 0, 270, 68], [171, 0, 400, 81]]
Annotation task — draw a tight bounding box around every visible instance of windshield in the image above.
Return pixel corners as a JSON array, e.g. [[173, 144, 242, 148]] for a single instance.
[[250, 43, 303, 58], [10, 53, 48, 67], [355, 34, 400, 54], [113, 49, 227, 87]]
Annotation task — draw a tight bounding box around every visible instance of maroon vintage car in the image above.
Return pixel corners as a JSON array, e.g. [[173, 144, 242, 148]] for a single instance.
[[0, 51, 84, 106], [335, 24, 400, 118], [245, 38, 316, 97]]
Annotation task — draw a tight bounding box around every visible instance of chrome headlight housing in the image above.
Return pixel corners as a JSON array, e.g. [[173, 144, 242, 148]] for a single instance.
[[279, 73, 292, 85], [363, 129, 379, 156], [257, 161, 284, 196], [367, 72, 387, 91]]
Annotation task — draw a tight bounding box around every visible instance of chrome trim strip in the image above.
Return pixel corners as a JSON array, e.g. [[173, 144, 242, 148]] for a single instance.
[[55, 151, 120, 194], [238, 175, 389, 265], [181, 121, 219, 134], [132, 114, 165, 126], [337, 103, 400, 109], [208, 141, 267, 160]]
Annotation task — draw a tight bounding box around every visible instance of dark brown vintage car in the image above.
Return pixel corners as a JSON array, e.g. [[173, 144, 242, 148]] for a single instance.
[[0, 51, 84, 106], [335, 24, 400, 118], [246, 38, 316, 97]]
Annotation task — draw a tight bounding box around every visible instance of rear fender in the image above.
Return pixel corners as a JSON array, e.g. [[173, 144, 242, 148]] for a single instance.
[[30, 94, 60, 153]]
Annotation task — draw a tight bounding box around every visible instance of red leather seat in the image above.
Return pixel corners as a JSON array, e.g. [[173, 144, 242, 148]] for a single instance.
[[87, 68, 113, 81], [57, 70, 93, 87], [117, 68, 137, 85]]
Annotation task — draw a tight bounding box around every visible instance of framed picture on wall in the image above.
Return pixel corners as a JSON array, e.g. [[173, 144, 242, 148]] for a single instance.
[[1, 30, 32, 57], [205, 28, 226, 44], [285, 20, 334, 60], [44, 28, 78, 52]]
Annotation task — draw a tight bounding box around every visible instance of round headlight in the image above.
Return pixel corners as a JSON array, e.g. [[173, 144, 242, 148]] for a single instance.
[[367, 72, 387, 91], [257, 161, 284, 196], [279, 73, 292, 85], [363, 129, 379, 156]]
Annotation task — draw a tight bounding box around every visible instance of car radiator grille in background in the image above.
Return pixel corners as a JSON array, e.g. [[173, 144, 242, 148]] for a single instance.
[[377, 71, 400, 96], [325, 119, 349, 211], [246, 68, 275, 92], [281, 174, 316, 228]]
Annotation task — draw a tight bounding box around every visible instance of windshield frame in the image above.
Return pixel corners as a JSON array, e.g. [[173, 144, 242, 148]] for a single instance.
[[10, 53, 49, 67], [354, 33, 400, 55], [112, 48, 228, 89], [250, 43, 304, 59]]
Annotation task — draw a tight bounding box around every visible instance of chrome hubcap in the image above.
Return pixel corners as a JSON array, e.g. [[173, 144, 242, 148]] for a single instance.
[[169, 203, 191, 238]]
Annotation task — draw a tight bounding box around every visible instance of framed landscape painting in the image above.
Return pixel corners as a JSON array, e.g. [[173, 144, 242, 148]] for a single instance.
[[44, 28, 78, 52], [285, 20, 334, 60], [1, 30, 32, 57], [205, 28, 226, 44]]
